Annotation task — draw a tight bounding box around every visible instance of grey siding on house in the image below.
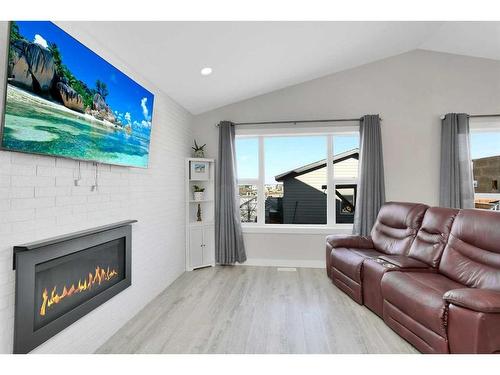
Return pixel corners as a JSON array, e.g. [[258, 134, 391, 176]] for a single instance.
[[280, 157, 358, 224], [276, 152, 359, 224], [282, 176, 327, 224]]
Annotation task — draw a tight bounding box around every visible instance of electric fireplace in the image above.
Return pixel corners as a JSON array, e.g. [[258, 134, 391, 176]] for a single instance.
[[13, 220, 136, 354]]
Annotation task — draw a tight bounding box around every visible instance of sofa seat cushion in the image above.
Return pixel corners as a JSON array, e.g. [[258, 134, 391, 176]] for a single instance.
[[381, 271, 463, 337], [331, 248, 383, 283]]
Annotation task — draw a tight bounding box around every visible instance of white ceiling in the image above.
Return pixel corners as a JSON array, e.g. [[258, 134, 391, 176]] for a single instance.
[[57, 21, 500, 115], [420, 21, 500, 61]]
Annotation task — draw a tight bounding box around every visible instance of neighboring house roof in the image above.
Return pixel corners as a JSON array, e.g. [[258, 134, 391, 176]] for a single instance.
[[275, 148, 359, 181], [472, 155, 500, 162]]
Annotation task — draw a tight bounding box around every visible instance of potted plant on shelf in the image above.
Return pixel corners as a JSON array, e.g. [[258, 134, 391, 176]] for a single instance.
[[193, 185, 205, 201], [192, 140, 206, 158]]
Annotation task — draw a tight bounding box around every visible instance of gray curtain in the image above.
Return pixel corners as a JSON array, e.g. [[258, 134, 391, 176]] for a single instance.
[[353, 114, 386, 236], [439, 113, 474, 209], [215, 121, 247, 264]]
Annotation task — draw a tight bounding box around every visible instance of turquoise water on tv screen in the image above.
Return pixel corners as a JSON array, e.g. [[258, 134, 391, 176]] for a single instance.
[[2, 85, 151, 168]]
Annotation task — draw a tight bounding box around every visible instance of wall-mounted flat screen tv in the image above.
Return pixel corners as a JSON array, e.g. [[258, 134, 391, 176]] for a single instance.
[[1, 21, 154, 168]]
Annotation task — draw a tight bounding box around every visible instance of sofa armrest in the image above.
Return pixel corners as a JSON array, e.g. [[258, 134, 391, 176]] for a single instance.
[[326, 235, 373, 249], [378, 255, 430, 269], [443, 288, 500, 313]]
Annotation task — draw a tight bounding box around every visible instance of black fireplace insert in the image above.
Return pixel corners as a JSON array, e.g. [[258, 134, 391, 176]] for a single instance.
[[13, 220, 136, 354]]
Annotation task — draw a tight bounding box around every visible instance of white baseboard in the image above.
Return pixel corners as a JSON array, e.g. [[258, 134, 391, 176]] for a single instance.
[[238, 258, 325, 269]]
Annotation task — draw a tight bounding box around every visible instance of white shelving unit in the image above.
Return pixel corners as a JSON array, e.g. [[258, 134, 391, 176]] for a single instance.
[[185, 158, 215, 271]]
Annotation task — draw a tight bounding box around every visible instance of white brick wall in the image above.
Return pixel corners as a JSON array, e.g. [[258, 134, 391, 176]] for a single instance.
[[0, 22, 193, 353]]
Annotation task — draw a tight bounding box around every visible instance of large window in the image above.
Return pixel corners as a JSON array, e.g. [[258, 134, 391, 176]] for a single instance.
[[266, 136, 327, 224], [235, 131, 359, 226], [470, 122, 500, 211]]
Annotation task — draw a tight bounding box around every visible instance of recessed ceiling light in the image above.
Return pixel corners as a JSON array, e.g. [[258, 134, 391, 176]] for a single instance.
[[201, 67, 212, 76]]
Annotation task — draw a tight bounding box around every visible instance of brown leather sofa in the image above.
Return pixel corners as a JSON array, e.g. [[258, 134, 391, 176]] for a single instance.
[[326, 202, 500, 354]]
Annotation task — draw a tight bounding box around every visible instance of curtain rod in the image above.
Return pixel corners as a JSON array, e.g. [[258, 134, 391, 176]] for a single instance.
[[440, 113, 500, 120], [216, 117, 376, 127]]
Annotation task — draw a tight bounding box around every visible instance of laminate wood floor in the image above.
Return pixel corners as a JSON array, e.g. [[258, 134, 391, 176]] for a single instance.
[[97, 266, 418, 354]]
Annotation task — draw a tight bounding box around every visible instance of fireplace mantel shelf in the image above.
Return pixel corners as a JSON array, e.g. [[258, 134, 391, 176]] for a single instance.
[[13, 220, 137, 269]]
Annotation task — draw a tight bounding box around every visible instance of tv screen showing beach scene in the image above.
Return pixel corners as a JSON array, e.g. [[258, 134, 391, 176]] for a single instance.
[[1, 21, 154, 168]]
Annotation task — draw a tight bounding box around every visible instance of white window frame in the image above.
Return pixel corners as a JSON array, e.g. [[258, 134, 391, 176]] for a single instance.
[[235, 124, 359, 233], [470, 119, 500, 204]]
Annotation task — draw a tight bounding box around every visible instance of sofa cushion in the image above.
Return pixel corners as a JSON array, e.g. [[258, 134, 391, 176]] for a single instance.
[[381, 271, 463, 337], [331, 248, 382, 283], [371, 202, 428, 255], [439, 209, 500, 291], [408, 207, 458, 268]]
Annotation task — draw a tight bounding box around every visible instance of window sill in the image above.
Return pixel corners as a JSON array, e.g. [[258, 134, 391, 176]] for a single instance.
[[241, 224, 352, 235]]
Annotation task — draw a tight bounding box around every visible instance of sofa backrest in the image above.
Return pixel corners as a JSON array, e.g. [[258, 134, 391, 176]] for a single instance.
[[439, 209, 500, 290], [407, 207, 459, 268], [371, 202, 428, 255]]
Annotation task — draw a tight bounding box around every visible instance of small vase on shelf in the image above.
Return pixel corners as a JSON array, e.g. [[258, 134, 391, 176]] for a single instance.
[[196, 204, 202, 222], [193, 185, 205, 201], [192, 140, 206, 158]]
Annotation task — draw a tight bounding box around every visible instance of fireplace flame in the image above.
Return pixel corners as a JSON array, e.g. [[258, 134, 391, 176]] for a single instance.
[[39, 266, 119, 317]]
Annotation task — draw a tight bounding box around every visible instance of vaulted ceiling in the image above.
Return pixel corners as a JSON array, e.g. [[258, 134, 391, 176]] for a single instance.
[[56, 21, 500, 115]]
